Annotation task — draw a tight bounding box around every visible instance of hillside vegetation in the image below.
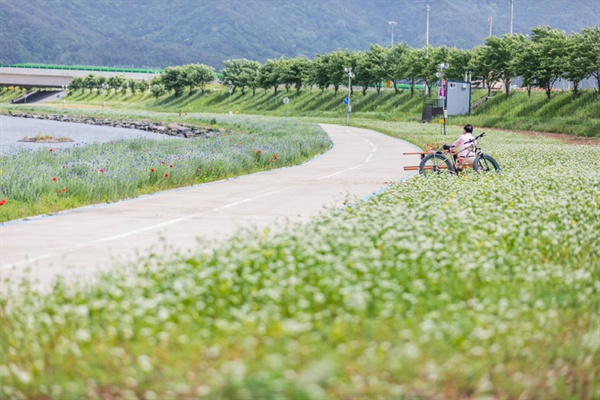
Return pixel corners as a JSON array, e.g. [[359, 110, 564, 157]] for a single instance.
[[1, 0, 598, 68]]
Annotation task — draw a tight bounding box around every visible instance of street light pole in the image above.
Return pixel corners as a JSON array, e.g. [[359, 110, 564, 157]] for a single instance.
[[388, 21, 398, 47], [436, 63, 449, 135], [425, 4, 430, 96], [101, 83, 107, 109], [61, 84, 67, 109], [344, 67, 354, 126], [228, 80, 233, 115]]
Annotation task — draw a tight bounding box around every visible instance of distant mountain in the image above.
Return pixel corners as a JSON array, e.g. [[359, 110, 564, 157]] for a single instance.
[[1, 0, 598, 70]]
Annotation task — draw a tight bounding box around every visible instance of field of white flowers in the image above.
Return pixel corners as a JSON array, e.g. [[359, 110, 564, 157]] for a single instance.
[[1, 122, 599, 399]]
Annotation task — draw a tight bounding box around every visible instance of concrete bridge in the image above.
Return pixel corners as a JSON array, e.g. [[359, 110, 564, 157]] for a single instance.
[[0, 64, 162, 89]]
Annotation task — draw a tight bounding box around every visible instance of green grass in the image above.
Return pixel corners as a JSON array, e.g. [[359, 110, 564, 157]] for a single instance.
[[452, 90, 600, 137], [2, 121, 599, 399], [0, 113, 331, 222]]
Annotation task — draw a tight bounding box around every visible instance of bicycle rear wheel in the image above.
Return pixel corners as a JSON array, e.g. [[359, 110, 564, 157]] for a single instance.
[[419, 153, 452, 176], [473, 154, 500, 173]]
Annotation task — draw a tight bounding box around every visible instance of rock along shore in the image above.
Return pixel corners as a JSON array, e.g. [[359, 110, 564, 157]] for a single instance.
[[2, 111, 224, 139]]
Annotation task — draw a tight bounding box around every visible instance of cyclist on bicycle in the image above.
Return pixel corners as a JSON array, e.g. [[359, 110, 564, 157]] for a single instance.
[[445, 124, 476, 168]]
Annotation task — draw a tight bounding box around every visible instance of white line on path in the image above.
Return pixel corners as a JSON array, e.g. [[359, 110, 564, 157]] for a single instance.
[[317, 132, 377, 180], [1, 189, 285, 270]]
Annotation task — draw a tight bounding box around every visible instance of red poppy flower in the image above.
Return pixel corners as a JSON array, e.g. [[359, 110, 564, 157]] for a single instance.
[[197, 168, 201, 172], [56, 189, 61, 194], [161, 161, 166, 165], [169, 164, 173, 168], [273, 154, 278, 160], [62, 187, 67, 192], [151, 168, 155, 173], [164, 173, 169, 178], [49, 149, 53, 152], [99, 169, 105, 173], [0, 199, 6, 206], [52, 177, 57, 181]]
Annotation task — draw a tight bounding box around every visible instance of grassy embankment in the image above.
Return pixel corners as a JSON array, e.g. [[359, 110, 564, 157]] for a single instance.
[[2, 84, 599, 136]]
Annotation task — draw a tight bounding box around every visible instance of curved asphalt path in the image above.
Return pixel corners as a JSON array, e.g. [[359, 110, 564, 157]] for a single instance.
[[0, 124, 422, 290]]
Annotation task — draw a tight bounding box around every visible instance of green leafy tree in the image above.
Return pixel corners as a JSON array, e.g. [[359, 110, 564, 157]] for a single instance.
[[151, 83, 166, 98], [424, 46, 452, 97], [327, 50, 351, 95], [312, 50, 351, 95], [444, 47, 472, 83], [476, 34, 524, 97], [282, 57, 310, 94], [578, 27, 600, 93], [196, 64, 216, 94], [529, 26, 568, 99], [404, 47, 427, 97], [96, 76, 107, 92], [363, 44, 389, 95], [182, 63, 216, 94], [258, 59, 283, 94], [386, 43, 411, 94], [161, 66, 186, 96], [108, 75, 126, 93], [128, 78, 138, 94], [309, 54, 332, 93], [512, 37, 537, 97], [565, 26, 600, 97], [354, 45, 387, 95], [84, 74, 98, 93], [562, 32, 590, 98], [221, 59, 260, 95], [68, 76, 85, 93], [469, 45, 498, 97], [136, 80, 149, 93]]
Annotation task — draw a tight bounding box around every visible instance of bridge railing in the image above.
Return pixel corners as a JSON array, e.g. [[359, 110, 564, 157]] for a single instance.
[[0, 63, 162, 74]]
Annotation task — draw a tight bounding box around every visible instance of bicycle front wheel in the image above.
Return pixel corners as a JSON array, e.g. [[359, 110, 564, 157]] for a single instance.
[[473, 154, 500, 173], [419, 153, 452, 176]]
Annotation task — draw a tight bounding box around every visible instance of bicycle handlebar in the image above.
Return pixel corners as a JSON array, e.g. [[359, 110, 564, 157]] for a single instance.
[[443, 132, 486, 150], [465, 132, 485, 145]]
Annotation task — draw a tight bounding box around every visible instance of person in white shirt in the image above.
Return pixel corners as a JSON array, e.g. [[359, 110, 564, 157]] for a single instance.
[[450, 124, 476, 167]]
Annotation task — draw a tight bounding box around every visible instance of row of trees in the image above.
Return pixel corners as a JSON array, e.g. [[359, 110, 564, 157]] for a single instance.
[[69, 26, 599, 100], [68, 63, 218, 98], [218, 26, 599, 100]]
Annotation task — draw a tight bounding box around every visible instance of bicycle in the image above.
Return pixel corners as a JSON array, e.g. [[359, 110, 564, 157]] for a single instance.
[[418, 132, 500, 176]]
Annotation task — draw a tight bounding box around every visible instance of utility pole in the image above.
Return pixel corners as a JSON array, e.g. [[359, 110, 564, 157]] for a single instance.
[[344, 67, 354, 126], [510, 0, 514, 35], [388, 21, 398, 47], [425, 4, 430, 96], [425, 4, 430, 56]]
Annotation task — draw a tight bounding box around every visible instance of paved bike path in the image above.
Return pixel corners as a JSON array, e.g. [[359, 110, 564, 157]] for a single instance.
[[0, 124, 421, 290]]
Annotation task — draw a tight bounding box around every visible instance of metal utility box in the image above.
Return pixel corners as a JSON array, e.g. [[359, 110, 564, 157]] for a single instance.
[[443, 80, 471, 116]]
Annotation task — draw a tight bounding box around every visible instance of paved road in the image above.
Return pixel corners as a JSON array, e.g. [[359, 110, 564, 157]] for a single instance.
[[0, 124, 421, 290]]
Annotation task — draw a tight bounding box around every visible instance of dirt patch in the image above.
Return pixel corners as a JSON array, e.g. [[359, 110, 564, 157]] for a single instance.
[[488, 127, 600, 146]]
